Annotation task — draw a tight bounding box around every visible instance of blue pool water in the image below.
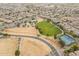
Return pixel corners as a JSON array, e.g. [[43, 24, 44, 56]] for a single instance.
[[59, 35, 75, 45]]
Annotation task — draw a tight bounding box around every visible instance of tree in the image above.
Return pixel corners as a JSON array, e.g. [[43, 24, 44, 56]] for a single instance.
[[3, 33, 9, 36], [64, 49, 69, 56], [54, 34, 57, 39], [15, 50, 20, 56], [64, 44, 79, 55], [71, 44, 79, 51]]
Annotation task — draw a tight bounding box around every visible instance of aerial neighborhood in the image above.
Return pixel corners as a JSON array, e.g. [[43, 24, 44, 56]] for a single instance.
[[0, 3, 79, 56]]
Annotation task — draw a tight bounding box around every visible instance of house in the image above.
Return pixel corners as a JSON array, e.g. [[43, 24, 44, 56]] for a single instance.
[[0, 22, 5, 30]]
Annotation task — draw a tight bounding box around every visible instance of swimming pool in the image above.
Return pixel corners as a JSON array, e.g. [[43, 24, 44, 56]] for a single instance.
[[59, 35, 75, 45]]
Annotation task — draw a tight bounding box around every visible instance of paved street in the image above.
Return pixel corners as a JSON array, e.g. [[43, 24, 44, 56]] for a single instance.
[[7, 34, 61, 56]]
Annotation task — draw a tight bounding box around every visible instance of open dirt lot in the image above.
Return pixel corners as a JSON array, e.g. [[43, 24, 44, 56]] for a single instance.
[[0, 38, 18, 56], [20, 37, 51, 56], [3, 27, 38, 36]]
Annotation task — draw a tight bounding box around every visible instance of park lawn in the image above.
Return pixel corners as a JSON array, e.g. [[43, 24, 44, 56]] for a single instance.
[[36, 21, 61, 36]]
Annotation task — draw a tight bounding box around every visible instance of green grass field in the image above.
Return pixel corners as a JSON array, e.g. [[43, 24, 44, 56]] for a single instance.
[[36, 21, 62, 36]]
